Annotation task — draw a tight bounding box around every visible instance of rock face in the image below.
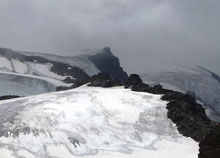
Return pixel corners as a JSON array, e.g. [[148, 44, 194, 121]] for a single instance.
[[57, 73, 122, 91], [0, 95, 20, 101], [124, 74, 143, 88], [162, 93, 215, 142], [199, 124, 220, 158], [87, 73, 122, 87], [89, 47, 128, 82], [125, 74, 216, 142]]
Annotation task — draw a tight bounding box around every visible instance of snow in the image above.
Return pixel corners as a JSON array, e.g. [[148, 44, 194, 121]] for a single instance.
[[0, 56, 69, 81], [0, 56, 13, 71], [27, 62, 67, 80], [0, 148, 14, 158], [19, 51, 100, 76], [0, 71, 71, 87], [0, 86, 199, 157], [17, 150, 35, 158], [11, 59, 28, 73], [0, 70, 72, 96]]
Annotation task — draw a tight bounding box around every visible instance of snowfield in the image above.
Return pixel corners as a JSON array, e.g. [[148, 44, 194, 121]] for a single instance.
[[0, 86, 199, 158], [0, 71, 72, 96]]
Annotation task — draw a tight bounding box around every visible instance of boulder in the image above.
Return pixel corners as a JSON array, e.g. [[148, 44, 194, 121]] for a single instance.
[[0, 95, 20, 101], [199, 124, 220, 158], [124, 74, 143, 88], [88, 73, 122, 87]]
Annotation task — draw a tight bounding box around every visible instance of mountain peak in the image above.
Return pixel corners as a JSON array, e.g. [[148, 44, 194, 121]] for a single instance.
[[102, 47, 112, 54]]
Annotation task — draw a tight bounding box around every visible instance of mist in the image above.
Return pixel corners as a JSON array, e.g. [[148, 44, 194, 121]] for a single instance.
[[0, 0, 219, 75]]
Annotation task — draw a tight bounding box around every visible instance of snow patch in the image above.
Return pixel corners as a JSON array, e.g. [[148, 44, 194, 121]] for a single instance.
[[0, 56, 13, 71]]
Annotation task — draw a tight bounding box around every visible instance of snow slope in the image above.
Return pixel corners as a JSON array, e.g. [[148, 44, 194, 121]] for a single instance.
[[0, 86, 198, 158], [0, 71, 72, 96]]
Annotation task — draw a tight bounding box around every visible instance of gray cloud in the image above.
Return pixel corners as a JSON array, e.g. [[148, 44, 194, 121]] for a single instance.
[[0, 0, 219, 74]]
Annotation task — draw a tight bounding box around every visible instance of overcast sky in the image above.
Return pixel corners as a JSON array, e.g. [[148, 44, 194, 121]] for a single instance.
[[0, 0, 219, 74]]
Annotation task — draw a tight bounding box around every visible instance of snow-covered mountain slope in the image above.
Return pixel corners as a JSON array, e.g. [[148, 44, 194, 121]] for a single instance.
[[0, 47, 127, 81], [0, 86, 198, 158], [0, 71, 72, 96], [141, 66, 220, 122], [0, 47, 128, 96]]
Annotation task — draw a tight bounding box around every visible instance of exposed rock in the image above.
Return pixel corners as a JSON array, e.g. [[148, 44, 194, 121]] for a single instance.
[[89, 47, 128, 82], [124, 74, 143, 88], [88, 73, 122, 87], [56, 86, 71, 91], [125, 74, 172, 94], [63, 77, 76, 83], [161, 91, 196, 103], [0, 95, 20, 101], [164, 97, 215, 142], [131, 83, 151, 92], [143, 84, 173, 94], [56, 73, 122, 91], [199, 123, 220, 158]]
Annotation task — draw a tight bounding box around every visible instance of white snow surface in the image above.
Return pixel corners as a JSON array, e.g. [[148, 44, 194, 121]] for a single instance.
[[0, 56, 13, 71], [0, 86, 198, 158]]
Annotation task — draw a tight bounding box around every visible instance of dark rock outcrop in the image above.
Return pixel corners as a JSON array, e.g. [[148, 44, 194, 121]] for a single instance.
[[162, 93, 215, 142], [199, 123, 220, 158], [57, 73, 122, 91], [88, 73, 122, 87], [124, 74, 142, 88], [0, 95, 20, 101], [89, 47, 128, 82]]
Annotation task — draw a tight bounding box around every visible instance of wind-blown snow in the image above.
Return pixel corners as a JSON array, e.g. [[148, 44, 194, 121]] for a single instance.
[[0, 86, 198, 157]]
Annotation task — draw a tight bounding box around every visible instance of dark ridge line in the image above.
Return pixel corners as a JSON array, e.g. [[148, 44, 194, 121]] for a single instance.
[[197, 66, 220, 83], [0, 95, 21, 101]]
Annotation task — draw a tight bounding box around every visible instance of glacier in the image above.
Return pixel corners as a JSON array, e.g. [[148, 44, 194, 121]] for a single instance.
[[0, 86, 198, 158], [141, 66, 220, 122], [0, 71, 71, 96]]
